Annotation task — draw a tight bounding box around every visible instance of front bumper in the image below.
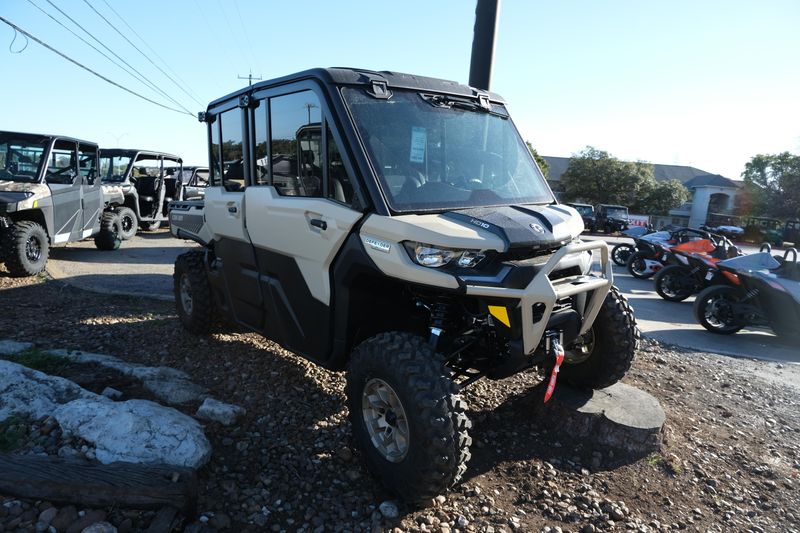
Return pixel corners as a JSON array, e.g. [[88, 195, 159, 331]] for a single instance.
[[462, 241, 613, 355]]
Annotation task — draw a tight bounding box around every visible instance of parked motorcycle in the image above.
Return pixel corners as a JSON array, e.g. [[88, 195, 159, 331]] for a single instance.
[[626, 227, 710, 279], [653, 235, 741, 302], [693, 248, 800, 340]]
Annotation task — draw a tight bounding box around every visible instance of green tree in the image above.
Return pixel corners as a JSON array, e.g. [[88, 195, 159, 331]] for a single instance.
[[526, 141, 549, 178], [741, 152, 800, 219], [561, 147, 688, 214]]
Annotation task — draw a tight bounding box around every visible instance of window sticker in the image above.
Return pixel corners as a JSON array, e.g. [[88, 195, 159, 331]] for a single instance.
[[409, 126, 426, 163]]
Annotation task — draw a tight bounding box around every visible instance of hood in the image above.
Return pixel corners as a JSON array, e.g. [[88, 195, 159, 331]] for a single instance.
[[0, 180, 45, 193], [441, 204, 584, 251]]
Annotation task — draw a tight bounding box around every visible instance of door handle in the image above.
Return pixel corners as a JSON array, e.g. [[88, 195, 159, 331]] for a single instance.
[[227, 205, 238, 214], [309, 218, 327, 231]]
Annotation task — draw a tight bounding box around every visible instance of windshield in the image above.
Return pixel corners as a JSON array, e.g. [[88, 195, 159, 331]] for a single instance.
[[0, 133, 47, 182], [99, 155, 133, 182], [343, 88, 553, 212], [605, 207, 628, 218], [573, 205, 593, 216]]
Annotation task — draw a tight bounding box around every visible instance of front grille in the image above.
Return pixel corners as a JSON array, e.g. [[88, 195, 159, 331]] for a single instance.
[[548, 266, 582, 281], [497, 246, 559, 262]]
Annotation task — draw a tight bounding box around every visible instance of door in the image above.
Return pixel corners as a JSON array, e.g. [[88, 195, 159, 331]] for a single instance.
[[45, 139, 83, 243], [206, 106, 263, 329], [78, 143, 103, 235]]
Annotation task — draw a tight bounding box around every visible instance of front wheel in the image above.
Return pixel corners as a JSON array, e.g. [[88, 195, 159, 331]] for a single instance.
[[345, 332, 471, 503], [1, 220, 50, 277], [174, 250, 214, 334], [558, 286, 638, 389], [94, 212, 122, 251], [116, 207, 138, 240], [626, 252, 656, 279], [654, 265, 694, 302], [611, 243, 633, 266], [693, 285, 745, 335]]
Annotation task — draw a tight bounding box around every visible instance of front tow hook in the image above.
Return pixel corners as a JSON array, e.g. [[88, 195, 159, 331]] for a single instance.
[[543, 338, 565, 403]]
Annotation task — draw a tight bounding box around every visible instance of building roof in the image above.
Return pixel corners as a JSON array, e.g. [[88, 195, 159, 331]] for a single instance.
[[542, 155, 741, 189]]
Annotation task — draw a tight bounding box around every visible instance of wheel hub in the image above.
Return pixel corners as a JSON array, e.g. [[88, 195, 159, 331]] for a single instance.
[[179, 274, 193, 316], [361, 378, 409, 463], [25, 235, 41, 262]]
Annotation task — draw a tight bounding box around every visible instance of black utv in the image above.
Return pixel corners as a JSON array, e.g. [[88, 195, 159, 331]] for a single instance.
[[98, 149, 184, 238], [169, 68, 638, 503], [594, 204, 630, 234]]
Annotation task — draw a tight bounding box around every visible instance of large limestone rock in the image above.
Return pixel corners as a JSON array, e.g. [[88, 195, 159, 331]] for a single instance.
[[0, 360, 97, 422], [54, 399, 212, 468]]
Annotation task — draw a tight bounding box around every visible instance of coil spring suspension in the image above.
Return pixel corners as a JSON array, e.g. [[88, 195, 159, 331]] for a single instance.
[[429, 298, 455, 349]]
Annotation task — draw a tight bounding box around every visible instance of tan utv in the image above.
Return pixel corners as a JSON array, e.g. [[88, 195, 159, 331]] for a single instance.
[[168, 68, 638, 503], [0, 131, 122, 277]]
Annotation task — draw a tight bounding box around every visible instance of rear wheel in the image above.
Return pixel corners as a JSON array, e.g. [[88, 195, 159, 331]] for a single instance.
[[558, 286, 638, 389], [654, 265, 694, 302], [1, 220, 49, 277], [611, 243, 633, 266], [626, 252, 656, 279], [94, 212, 122, 250], [693, 285, 745, 335], [346, 332, 471, 503], [116, 207, 137, 240], [174, 250, 214, 334]]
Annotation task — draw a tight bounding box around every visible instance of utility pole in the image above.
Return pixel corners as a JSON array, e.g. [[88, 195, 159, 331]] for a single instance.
[[237, 71, 262, 86], [469, 0, 501, 91], [304, 103, 318, 124]]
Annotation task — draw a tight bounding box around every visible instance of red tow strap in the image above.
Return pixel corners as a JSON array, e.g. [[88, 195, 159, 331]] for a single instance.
[[544, 341, 565, 403]]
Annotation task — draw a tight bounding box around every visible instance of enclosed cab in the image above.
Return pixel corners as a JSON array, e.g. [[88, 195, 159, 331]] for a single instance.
[[98, 149, 183, 238], [169, 68, 637, 502], [783, 220, 800, 247], [177, 166, 210, 200], [742, 216, 782, 245], [566, 202, 595, 232], [595, 204, 630, 233], [0, 131, 121, 276]]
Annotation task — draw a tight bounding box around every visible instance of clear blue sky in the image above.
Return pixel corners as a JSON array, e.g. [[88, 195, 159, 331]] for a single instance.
[[1, 1, 798, 179]]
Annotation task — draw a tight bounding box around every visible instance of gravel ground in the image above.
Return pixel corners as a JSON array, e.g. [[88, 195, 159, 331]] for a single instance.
[[1, 271, 798, 533]]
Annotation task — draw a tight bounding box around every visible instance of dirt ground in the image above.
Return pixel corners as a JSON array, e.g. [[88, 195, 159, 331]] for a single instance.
[[1, 271, 798, 533]]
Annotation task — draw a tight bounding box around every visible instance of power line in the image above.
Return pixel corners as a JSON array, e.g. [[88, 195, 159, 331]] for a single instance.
[[98, 0, 204, 107], [81, 0, 203, 110], [26, 0, 186, 110], [232, 0, 259, 72], [41, 0, 194, 115], [0, 15, 194, 117]]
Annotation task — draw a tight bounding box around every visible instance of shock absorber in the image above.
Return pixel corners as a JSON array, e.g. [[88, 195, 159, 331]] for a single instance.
[[429, 298, 455, 349]]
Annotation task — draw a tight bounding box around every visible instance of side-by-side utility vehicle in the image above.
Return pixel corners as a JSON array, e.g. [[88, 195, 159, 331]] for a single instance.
[[168, 68, 638, 502], [0, 131, 122, 277], [99, 149, 184, 238]]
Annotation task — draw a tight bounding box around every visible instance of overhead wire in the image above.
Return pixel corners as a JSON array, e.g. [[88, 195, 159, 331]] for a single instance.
[[81, 0, 203, 110], [98, 0, 205, 107], [0, 15, 195, 117], [41, 0, 194, 115], [215, 0, 251, 75], [232, 0, 259, 74], [26, 0, 190, 112]]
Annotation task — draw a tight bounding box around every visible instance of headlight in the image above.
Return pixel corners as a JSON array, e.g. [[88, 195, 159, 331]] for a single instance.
[[403, 242, 486, 269]]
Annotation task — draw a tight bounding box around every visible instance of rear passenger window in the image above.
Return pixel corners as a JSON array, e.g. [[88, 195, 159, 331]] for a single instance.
[[270, 91, 322, 197], [220, 108, 245, 192]]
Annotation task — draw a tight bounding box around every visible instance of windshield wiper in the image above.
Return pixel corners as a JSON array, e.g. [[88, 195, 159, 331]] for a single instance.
[[420, 93, 507, 118]]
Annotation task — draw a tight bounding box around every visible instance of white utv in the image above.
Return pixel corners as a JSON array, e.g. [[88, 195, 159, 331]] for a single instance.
[[169, 68, 638, 502], [0, 131, 122, 277]]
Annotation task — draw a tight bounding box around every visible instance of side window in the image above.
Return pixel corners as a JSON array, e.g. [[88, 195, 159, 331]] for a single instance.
[[195, 170, 209, 186], [254, 99, 269, 185], [326, 126, 355, 204], [78, 144, 97, 185], [209, 117, 221, 186], [220, 108, 245, 192], [270, 91, 321, 197], [46, 140, 78, 185]]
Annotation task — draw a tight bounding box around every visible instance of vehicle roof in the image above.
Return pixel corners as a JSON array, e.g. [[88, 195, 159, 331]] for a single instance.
[[0, 130, 97, 147], [207, 67, 505, 110], [99, 148, 182, 160], [567, 202, 593, 207], [599, 204, 628, 208]]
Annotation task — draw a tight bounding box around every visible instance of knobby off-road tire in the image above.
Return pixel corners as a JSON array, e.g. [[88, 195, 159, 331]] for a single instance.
[[174, 250, 214, 334], [94, 212, 122, 251], [626, 252, 655, 279], [611, 243, 633, 266], [559, 285, 639, 390], [1, 220, 49, 277], [345, 332, 471, 503], [116, 207, 138, 240], [693, 285, 744, 335], [654, 264, 694, 302]]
